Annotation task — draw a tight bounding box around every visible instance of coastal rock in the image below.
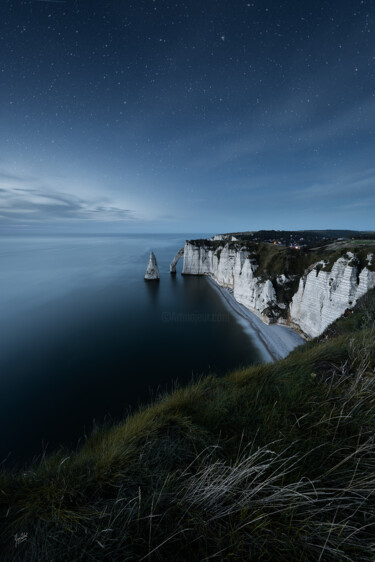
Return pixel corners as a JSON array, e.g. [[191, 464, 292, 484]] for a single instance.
[[182, 242, 278, 322], [210, 234, 227, 241], [182, 240, 375, 337], [144, 252, 160, 281], [290, 254, 375, 337], [210, 234, 239, 242], [170, 247, 184, 274]]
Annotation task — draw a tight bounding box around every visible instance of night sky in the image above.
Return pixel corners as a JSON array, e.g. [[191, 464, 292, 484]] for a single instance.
[[1, 0, 374, 233]]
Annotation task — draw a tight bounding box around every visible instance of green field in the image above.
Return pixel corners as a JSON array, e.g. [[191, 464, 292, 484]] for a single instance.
[[351, 239, 375, 246]]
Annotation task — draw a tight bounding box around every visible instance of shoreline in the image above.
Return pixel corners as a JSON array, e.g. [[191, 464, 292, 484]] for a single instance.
[[206, 276, 305, 363]]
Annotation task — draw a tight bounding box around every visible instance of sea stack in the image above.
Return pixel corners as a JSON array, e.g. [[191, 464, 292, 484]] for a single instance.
[[144, 251, 160, 281]]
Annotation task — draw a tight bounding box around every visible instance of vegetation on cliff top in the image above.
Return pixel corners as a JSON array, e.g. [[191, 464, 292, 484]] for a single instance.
[[229, 229, 375, 246], [1, 288, 375, 561]]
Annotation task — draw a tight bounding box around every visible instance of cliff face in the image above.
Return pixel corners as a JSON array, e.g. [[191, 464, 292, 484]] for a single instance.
[[182, 242, 279, 318], [182, 241, 375, 338], [290, 253, 375, 337]]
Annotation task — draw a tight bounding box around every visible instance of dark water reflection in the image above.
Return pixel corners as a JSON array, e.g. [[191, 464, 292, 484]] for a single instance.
[[0, 234, 262, 465], [145, 279, 161, 302]]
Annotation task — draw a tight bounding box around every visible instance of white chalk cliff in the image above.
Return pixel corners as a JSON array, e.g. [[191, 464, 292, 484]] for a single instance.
[[210, 234, 239, 242], [181, 241, 375, 338], [144, 252, 160, 281], [182, 242, 279, 318], [170, 247, 184, 274], [290, 253, 375, 337]]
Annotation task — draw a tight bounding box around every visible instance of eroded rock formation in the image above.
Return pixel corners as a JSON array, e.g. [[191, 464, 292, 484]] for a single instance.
[[170, 247, 184, 274], [144, 252, 160, 281]]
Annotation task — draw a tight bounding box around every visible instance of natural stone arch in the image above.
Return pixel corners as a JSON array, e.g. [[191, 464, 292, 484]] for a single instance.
[[170, 247, 184, 274]]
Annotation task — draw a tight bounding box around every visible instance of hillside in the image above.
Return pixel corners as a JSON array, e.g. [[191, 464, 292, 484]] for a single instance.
[[1, 289, 375, 561]]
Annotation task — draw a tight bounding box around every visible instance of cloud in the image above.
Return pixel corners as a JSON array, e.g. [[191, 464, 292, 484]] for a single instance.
[[291, 166, 375, 203], [185, 91, 375, 173], [0, 180, 134, 224], [337, 197, 375, 211]]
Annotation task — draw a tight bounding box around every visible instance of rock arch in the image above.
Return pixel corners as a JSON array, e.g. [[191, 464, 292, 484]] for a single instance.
[[170, 247, 184, 274]]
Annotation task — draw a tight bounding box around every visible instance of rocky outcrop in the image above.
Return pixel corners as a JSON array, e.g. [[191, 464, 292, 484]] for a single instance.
[[210, 234, 239, 242], [182, 242, 279, 321], [290, 253, 375, 337], [170, 247, 184, 274], [181, 240, 375, 338], [210, 234, 228, 241], [144, 252, 160, 281]]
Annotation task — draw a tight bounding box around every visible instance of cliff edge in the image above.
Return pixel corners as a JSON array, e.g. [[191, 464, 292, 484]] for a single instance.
[[181, 236, 375, 338]]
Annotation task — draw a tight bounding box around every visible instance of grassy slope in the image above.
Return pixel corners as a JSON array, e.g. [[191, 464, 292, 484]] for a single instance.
[[1, 291, 375, 561]]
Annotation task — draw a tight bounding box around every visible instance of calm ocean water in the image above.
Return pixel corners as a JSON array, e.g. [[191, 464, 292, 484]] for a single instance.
[[0, 234, 262, 465]]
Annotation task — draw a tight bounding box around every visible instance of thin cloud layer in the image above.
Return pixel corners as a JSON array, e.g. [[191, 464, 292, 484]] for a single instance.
[[0, 179, 134, 225]]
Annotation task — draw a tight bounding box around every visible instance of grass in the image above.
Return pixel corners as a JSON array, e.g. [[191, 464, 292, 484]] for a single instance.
[[350, 239, 375, 246], [1, 293, 375, 560]]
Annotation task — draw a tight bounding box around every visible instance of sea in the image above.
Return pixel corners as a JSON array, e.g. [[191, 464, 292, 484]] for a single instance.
[[0, 234, 263, 465]]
